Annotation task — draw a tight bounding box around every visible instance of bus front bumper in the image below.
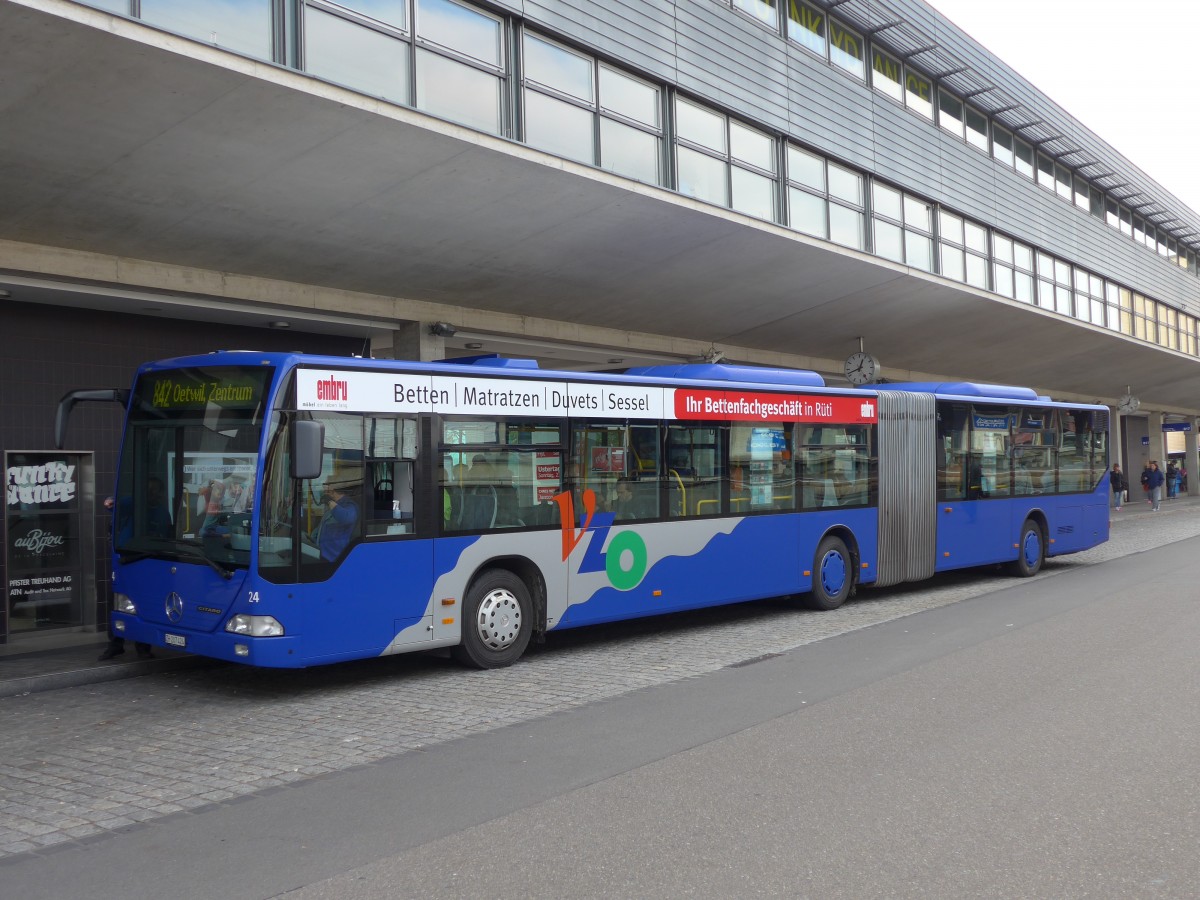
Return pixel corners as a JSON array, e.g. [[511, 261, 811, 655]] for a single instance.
[[113, 614, 305, 667]]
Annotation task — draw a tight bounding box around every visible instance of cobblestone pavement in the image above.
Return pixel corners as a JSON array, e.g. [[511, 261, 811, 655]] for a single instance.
[[1, 505, 1197, 859]]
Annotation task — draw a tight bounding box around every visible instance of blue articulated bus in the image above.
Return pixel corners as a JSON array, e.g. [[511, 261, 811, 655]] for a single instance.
[[57, 351, 1110, 669]]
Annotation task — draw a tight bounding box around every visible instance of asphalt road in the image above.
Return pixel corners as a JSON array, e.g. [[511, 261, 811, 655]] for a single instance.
[[3, 513, 1200, 898]]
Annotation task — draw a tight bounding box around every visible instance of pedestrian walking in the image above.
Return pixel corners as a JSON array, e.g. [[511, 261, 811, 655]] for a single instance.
[[1109, 463, 1125, 511], [1147, 460, 1165, 512]]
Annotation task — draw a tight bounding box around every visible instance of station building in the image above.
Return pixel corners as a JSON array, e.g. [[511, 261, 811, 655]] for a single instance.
[[3, 0, 1198, 648]]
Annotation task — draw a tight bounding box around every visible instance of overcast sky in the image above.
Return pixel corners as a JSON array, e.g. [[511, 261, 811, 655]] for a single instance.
[[923, 0, 1200, 215]]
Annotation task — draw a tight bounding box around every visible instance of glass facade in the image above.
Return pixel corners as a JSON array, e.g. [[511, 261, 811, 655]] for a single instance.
[[74, 0, 1200, 360]]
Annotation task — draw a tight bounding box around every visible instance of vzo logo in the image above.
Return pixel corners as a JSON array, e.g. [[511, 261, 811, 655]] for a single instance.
[[553, 490, 648, 591]]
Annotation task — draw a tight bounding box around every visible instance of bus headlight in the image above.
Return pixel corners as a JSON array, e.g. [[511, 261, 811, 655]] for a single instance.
[[114, 593, 137, 614], [225, 614, 285, 637]]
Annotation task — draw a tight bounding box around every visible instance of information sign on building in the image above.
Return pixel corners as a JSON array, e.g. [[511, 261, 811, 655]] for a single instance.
[[4, 451, 95, 640]]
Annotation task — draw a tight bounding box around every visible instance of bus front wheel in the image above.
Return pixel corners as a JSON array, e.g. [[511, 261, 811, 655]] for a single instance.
[[452, 569, 533, 669], [1009, 520, 1045, 577], [807, 535, 853, 611]]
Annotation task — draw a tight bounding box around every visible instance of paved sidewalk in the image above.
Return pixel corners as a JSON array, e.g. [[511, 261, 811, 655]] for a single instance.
[[0, 639, 212, 698], [1, 490, 1196, 699]]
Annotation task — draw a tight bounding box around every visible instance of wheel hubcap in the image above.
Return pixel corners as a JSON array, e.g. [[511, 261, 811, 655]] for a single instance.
[[820, 550, 847, 596], [1023, 532, 1041, 567], [476, 589, 522, 651]]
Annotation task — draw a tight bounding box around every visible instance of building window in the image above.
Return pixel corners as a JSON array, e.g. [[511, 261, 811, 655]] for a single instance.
[[730, 121, 778, 219], [828, 17, 864, 79], [675, 99, 776, 220], [871, 183, 933, 272], [1073, 267, 1106, 326], [1180, 313, 1197, 355], [599, 66, 663, 184], [787, 0, 826, 56], [523, 35, 595, 164], [785, 145, 863, 250], [732, 0, 778, 29], [1014, 138, 1035, 179], [827, 164, 865, 249], [992, 125, 1014, 168], [964, 106, 988, 152], [991, 233, 1033, 302], [1104, 283, 1123, 333], [1162, 305, 1178, 350], [303, 2, 410, 105], [905, 70, 933, 119], [1054, 163, 1071, 202], [1037, 252, 1072, 315], [938, 89, 963, 139], [141, 0, 274, 60], [1036, 153, 1054, 192], [937, 210, 987, 286], [1073, 176, 1089, 212], [1105, 197, 1120, 229], [415, 0, 505, 135], [1118, 286, 1134, 335], [1131, 294, 1148, 341], [962, 219, 989, 289], [871, 48, 903, 103]]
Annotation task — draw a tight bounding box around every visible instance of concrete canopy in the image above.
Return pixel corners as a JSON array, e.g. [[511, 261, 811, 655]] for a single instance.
[[1, 0, 1197, 413]]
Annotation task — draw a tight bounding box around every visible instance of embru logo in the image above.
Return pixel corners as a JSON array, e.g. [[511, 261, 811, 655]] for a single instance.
[[860, 401, 875, 419], [553, 490, 648, 591], [317, 377, 348, 401]]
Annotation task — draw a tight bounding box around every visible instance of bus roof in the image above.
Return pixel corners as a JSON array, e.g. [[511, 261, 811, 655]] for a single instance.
[[139, 352, 1101, 409], [137, 352, 836, 393], [873, 382, 1043, 402]]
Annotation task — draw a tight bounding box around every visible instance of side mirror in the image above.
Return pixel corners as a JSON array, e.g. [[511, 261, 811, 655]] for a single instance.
[[291, 420, 325, 480]]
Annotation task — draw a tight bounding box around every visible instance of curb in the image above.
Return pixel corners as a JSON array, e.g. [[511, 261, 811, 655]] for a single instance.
[[0, 655, 220, 699]]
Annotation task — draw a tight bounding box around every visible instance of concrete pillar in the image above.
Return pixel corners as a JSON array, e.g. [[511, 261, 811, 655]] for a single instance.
[[370, 322, 447, 361], [1187, 421, 1200, 497], [1147, 410, 1165, 466], [1110, 408, 1123, 471]]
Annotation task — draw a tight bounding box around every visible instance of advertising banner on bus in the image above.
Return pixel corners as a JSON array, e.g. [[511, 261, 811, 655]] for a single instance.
[[297, 370, 877, 424]]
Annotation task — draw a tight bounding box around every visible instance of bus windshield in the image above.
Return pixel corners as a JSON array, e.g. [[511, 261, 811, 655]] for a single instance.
[[113, 365, 274, 572]]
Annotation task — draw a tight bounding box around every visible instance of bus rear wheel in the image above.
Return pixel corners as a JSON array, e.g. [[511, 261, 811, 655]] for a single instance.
[[1009, 520, 1045, 577], [807, 535, 853, 611], [452, 569, 533, 669]]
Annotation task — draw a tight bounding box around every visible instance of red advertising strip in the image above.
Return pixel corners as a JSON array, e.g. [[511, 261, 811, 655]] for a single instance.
[[673, 389, 877, 423]]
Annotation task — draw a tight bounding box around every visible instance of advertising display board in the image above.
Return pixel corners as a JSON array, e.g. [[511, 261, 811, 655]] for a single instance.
[[5, 451, 95, 639]]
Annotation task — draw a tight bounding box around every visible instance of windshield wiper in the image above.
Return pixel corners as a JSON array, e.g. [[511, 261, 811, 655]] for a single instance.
[[194, 550, 235, 580], [117, 537, 175, 565], [118, 550, 156, 565], [172, 542, 236, 580]]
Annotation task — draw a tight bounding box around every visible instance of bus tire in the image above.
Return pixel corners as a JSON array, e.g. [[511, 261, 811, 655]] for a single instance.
[[1009, 519, 1045, 577], [807, 535, 853, 611], [452, 569, 533, 669]]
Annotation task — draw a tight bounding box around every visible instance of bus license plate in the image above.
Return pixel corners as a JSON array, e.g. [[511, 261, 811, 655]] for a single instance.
[[164, 634, 186, 647]]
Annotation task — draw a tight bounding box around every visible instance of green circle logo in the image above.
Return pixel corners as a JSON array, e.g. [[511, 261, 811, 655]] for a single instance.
[[605, 530, 648, 591]]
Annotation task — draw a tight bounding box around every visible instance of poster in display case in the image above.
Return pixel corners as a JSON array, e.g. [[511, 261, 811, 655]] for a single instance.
[[5, 451, 95, 639]]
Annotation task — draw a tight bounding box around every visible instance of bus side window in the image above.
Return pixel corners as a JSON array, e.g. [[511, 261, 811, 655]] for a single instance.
[[364, 417, 418, 537], [937, 403, 968, 501], [666, 424, 724, 517]]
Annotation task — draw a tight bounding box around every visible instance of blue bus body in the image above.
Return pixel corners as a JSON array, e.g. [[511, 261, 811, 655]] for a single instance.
[[97, 352, 1109, 668]]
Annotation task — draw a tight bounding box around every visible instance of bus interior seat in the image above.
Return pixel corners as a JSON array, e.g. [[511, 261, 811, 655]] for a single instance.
[[462, 485, 497, 530]]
